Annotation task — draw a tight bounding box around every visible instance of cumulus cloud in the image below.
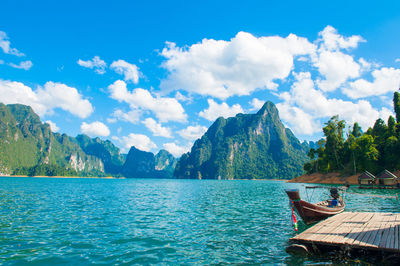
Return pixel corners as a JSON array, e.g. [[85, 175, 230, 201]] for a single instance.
[[9, 60, 33, 70], [313, 50, 360, 92], [45, 120, 59, 132], [344, 67, 400, 99], [77, 56, 107, 74], [108, 80, 187, 123], [277, 72, 393, 136], [142, 118, 173, 138], [80, 121, 110, 137], [108, 109, 141, 124], [0, 31, 24, 56], [110, 60, 140, 83], [160, 31, 316, 99], [120, 133, 157, 152], [199, 99, 244, 121], [317, 25, 365, 51], [178, 125, 207, 141], [0, 79, 93, 118], [163, 142, 192, 157]]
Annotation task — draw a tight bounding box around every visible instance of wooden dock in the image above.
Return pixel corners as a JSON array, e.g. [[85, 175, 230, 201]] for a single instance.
[[290, 211, 400, 253]]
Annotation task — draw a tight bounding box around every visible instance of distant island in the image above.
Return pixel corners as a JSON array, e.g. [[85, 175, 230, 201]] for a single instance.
[[5, 91, 400, 183], [175, 102, 310, 179], [0, 101, 313, 180], [0, 103, 176, 178]]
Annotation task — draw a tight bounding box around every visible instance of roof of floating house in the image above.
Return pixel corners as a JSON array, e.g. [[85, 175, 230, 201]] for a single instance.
[[376, 169, 397, 179], [358, 171, 375, 180]]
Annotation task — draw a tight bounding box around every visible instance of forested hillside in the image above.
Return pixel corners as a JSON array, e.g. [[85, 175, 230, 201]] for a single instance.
[[304, 92, 400, 175]]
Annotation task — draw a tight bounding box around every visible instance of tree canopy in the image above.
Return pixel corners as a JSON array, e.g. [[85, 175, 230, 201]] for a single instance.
[[304, 92, 400, 175]]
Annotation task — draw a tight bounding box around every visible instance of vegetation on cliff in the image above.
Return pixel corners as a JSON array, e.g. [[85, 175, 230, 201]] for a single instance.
[[174, 102, 309, 179], [0, 103, 175, 177], [304, 92, 400, 176]]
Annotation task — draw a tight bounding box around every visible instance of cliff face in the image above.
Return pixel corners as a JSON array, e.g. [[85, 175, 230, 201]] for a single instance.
[[76, 134, 125, 175], [0, 103, 103, 175], [174, 101, 309, 180], [122, 147, 176, 178], [0, 103, 178, 177]]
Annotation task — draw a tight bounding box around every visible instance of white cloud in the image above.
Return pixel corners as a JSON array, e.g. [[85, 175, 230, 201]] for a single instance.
[[344, 67, 400, 99], [0, 79, 93, 118], [77, 56, 107, 74], [108, 80, 187, 123], [160, 31, 316, 99], [110, 60, 140, 83], [108, 109, 141, 124], [313, 50, 360, 92], [45, 120, 59, 132], [277, 72, 394, 135], [317, 25, 364, 51], [0, 31, 24, 56], [142, 118, 173, 138], [175, 91, 193, 103], [199, 99, 244, 121], [9, 60, 33, 70], [120, 133, 157, 152], [249, 98, 265, 111], [80, 121, 110, 137], [178, 125, 207, 141], [163, 142, 192, 157], [396, 58, 400, 63]]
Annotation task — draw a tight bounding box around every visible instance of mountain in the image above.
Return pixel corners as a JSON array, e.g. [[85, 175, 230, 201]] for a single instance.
[[155, 149, 177, 176], [76, 134, 125, 175], [0, 103, 178, 177], [122, 147, 176, 178], [0, 103, 104, 176], [174, 101, 309, 180]]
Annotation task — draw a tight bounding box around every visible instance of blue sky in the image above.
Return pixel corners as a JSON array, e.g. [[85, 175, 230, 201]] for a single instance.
[[1, 0, 400, 156]]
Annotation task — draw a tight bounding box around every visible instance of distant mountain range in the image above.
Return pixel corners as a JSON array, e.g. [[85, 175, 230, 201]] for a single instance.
[[0, 103, 176, 178], [174, 102, 310, 179], [0, 101, 310, 179]]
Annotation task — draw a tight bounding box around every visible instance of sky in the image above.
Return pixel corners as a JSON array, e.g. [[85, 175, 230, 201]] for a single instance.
[[1, 0, 400, 157]]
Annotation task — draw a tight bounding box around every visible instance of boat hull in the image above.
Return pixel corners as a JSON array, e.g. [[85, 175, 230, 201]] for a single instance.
[[286, 189, 345, 225]]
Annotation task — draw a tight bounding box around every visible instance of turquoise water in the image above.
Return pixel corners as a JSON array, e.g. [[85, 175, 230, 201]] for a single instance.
[[0, 177, 399, 265]]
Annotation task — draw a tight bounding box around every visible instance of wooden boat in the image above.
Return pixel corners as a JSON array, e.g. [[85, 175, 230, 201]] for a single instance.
[[285, 188, 345, 225]]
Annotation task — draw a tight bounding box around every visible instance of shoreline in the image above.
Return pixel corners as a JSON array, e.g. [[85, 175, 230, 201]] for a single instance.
[[0, 175, 124, 179], [288, 170, 400, 185], [287, 172, 360, 185]]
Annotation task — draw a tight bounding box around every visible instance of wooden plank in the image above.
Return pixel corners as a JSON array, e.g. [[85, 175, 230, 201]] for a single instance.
[[396, 224, 399, 251], [290, 212, 400, 254], [319, 223, 345, 243], [355, 221, 376, 247], [387, 223, 396, 250], [371, 222, 385, 248], [327, 221, 353, 244], [379, 222, 392, 249]]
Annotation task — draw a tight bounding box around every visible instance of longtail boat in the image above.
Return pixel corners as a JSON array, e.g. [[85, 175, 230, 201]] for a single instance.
[[285, 187, 345, 225]]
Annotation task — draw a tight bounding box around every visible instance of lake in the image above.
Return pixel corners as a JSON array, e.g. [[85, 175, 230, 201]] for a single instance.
[[0, 177, 399, 265]]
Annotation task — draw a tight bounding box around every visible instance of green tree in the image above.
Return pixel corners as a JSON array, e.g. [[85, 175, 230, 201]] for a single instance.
[[322, 115, 346, 171], [351, 122, 362, 138], [394, 91, 400, 123]]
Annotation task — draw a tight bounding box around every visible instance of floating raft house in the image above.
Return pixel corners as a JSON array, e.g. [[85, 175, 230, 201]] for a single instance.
[[376, 170, 398, 187], [358, 171, 376, 186]]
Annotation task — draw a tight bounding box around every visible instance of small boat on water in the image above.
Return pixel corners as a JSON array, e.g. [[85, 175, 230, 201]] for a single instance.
[[285, 187, 345, 225]]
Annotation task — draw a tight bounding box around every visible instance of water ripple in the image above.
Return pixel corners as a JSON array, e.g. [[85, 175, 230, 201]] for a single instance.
[[0, 177, 399, 265]]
